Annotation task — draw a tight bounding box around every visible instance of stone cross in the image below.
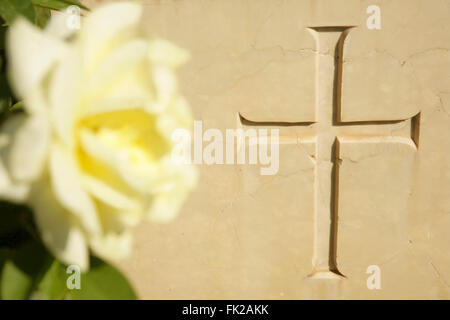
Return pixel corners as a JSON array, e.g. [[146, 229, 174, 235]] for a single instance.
[[240, 26, 420, 279]]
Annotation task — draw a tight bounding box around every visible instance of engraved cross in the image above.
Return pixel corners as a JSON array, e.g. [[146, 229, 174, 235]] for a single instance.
[[240, 27, 420, 278]]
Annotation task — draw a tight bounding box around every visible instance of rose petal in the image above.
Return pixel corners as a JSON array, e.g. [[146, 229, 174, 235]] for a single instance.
[[147, 164, 197, 223], [29, 175, 89, 271], [82, 174, 140, 212], [9, 115, 50, 182], [90, 231, 132, 262], [148, 38, 189, 68], [80, 2, 142, 69], [0, 115, 32, 202], [7, 18, 67, 102], [0, 160, 29, 202], [49, 48, 81, 148], [79, 128, 160, 194], [151, 65, 177, 112], [50, 144, 101, 235], [85, 39, 148, 94]]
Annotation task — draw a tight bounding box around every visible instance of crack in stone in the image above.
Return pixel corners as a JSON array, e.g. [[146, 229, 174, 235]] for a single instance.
[[430, 261, 450, 288], [343, 47, 450, 67]]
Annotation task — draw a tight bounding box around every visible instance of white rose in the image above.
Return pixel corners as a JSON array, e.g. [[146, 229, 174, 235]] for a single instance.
[[0, 3, 197, 271]]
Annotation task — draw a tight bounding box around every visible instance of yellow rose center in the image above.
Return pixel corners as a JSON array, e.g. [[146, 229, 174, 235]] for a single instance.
[[75, 108, 170, 194]]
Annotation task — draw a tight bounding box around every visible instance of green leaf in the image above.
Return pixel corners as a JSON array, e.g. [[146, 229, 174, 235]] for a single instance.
[[31, 0, 67, 11], [0, 97, 11, 116], [32, 0, 88, 11], [0, 0, 35, 25], [0, 241, 51, 299], [38, 256, 137, 300], [61, 0, 88, 11], [0, 203, 51, 300], [0, 202, 135, 300], [0, 74, 12, 116], [69, 257, 137, 300], [0, 253, 33, 300], [38, 260, 68, 300], [34, 5, 51, 29], [0, 202, 36, 247], [0, 25, 6, 51], [10, 101, 24, 112]]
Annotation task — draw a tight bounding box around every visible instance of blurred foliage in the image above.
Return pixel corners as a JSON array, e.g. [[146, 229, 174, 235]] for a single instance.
[[38, 257, 137, 300], [32, 0, 88, 12], [0, 0, 86, 116], [0, 1, 138, 300], [0, 202, 137, 300]]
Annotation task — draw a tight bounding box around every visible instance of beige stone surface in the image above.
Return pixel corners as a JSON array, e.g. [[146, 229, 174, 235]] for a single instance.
[[84, 0, 450, 299]]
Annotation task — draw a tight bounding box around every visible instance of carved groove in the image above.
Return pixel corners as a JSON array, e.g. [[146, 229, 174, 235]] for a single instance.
[[239, 113, 314, 127], [238, 25, 420, 280]]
